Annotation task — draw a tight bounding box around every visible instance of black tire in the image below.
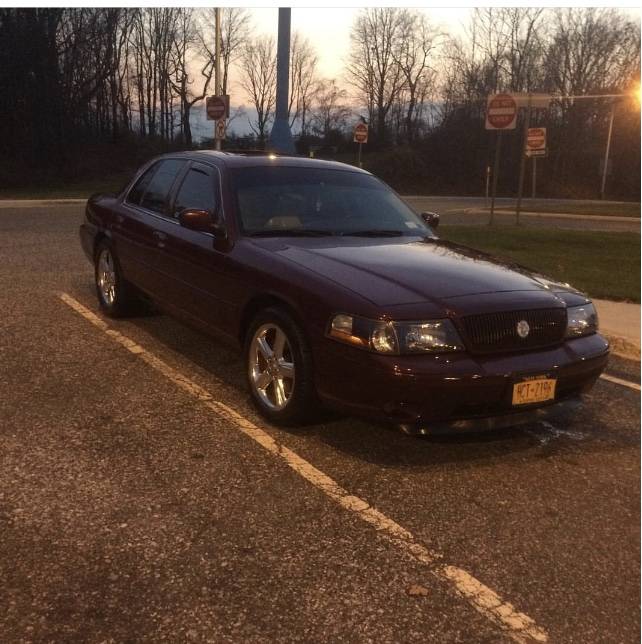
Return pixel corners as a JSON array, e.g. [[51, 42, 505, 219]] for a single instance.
[[244, 307, 318, 425], [94, 239, 140, 318]]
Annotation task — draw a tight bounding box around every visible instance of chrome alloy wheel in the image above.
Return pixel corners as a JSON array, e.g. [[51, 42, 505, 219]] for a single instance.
[[249, 323, 296, 411], [97, 248, 117, 306]]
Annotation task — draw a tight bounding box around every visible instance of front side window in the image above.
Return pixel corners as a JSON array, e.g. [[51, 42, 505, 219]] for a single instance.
[[230, 166, 432, 237], [139, 159, 186, 214], [173, 166, 217, 217]]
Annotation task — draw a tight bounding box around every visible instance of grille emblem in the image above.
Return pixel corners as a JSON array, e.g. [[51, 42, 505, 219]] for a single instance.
[[516, 320, 530, 338]]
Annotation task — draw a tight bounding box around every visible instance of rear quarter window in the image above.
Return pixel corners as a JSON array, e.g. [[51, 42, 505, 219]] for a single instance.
[[126, 163, 158, 205], [137, 159, 186, 214]]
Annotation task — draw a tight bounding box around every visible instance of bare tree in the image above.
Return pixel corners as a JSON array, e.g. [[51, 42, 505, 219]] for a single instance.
[[203, 7, 250, 95], [312, 79, 352, 138], [346, 8, 405, 143], [238, 35, 277, 142], [545, 8, 640, 96], [501, 8, 546, 92], [392, 10, 439, 142], [170, 9, 214, 147], [288, 32, 318, 135]]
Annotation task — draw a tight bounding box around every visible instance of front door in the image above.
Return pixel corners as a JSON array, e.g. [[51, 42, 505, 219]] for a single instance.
[[152, 162, 237, 332]]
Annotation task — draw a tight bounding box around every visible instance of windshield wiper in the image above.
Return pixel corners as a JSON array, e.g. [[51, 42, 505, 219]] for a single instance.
[[248, 228, 333, 237], [339, 229, 405, 237]]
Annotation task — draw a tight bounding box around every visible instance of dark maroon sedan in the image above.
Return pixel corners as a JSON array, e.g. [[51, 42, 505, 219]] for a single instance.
[[80, 152, 608, 433]]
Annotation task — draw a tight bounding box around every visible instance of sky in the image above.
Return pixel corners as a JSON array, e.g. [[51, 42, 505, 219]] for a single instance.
[[252, 7, 471, 80], [207, 7, 473, 135], [193, 6, 641, 138]]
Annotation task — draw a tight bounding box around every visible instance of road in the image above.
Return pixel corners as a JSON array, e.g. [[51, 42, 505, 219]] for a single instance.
[[1, 203, 640, 643], [402, 196, 641, 232]]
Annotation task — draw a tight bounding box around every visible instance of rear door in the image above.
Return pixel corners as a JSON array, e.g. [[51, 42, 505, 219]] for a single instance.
[[151, 161, 237, 331], [114, 158, 187, 295]]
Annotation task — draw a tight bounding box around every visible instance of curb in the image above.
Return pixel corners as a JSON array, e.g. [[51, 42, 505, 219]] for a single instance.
[[604, 333, 641, 362], [467, 208, 640, 224], [0, 199, 87, 208]]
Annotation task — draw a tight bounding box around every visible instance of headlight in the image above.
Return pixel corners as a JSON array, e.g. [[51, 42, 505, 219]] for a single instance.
[[565, 302, 598, 338], [328, 314, 464, 354]]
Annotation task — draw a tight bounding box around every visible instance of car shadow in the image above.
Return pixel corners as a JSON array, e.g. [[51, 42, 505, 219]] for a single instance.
[[70, 278, 636, 471]]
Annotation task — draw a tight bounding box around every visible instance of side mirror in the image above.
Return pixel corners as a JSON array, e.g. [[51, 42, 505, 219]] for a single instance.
[[178, 208, 226, 237], [421, 211, 440, 229]]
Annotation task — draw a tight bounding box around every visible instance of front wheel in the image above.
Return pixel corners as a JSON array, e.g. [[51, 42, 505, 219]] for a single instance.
[[245, 308, 317, 425]]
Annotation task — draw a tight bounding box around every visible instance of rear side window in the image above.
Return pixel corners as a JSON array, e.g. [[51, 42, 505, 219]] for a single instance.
[[127, 163, 158, 205], [173, 166, 217, 217], [139, 159, 186, 214]]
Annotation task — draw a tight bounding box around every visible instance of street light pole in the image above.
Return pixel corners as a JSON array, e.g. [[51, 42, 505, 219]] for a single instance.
[[600, 103, 615, 200], [268, 8, 295, 154]]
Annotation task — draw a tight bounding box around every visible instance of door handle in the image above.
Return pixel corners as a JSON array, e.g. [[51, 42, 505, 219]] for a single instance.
[[152, 230, 167, 248]]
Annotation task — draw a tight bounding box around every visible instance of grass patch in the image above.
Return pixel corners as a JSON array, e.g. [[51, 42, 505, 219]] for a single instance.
[[492, 200, 640, 217], [439, 225, 640, 303]]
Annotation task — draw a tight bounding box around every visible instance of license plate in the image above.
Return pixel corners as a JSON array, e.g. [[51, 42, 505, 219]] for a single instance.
[[512, 377, 556, 406]]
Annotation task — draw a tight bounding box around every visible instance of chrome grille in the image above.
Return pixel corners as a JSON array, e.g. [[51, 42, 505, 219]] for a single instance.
[[461, 308, 567, 354]]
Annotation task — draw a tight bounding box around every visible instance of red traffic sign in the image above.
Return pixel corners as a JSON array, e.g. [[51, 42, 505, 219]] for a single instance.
[[526, 127, 546, 151], [353, 123, 368, 144], [206, 95, 229, 121], [485, 94, 517, 130]]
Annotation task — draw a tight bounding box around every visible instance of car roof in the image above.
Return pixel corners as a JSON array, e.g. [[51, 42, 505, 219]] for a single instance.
[[162, 150, 370, 174]]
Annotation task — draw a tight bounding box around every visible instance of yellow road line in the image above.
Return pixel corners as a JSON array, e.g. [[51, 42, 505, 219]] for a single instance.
[[600, 373, 641, 392], [59, 292, 548, 643]]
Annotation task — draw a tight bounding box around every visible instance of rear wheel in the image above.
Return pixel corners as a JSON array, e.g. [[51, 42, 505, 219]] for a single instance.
[[94, 240, 139, 317], [245, 308, 317, 425]]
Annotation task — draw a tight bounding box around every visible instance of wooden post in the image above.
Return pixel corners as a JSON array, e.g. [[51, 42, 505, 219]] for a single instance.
[[515, 94, 531, 225], [531, 156, 537, 198], [489, 131, 503, 225]]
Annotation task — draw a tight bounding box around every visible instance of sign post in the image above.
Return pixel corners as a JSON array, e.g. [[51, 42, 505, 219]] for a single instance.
[[206, 95, 229, 150], [514, 95, 532, 226], [485, 165, 491, 207], [485, 93, 517, 225], [532, 157, 537, 199], [353, 122, 368, 168], [526, 127, 547, 199], [216, 118, 226, 141]]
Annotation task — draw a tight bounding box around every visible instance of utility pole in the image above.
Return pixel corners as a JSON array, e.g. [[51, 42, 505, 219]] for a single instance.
[[268, 8, 295, 154], [600, 103, 615, 200], [214, 7, 221, 151]]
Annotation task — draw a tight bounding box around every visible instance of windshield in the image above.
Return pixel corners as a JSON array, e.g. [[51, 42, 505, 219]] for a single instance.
[[230, 166, 434, 238]]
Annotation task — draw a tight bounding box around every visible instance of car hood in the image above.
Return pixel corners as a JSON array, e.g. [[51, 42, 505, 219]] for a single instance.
[[249, 236, 577, 308]]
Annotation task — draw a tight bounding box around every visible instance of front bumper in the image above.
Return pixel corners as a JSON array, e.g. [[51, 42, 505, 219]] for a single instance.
[[314, 333, 609, 429]]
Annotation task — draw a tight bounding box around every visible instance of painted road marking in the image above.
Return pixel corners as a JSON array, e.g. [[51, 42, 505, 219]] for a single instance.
[[600, 373, 641, 392], [59, 292, 547, 643]]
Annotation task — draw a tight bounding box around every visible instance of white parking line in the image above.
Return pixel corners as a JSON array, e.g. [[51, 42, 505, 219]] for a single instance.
[[600, 373, 641, 392], [59, 292, 548, 643]]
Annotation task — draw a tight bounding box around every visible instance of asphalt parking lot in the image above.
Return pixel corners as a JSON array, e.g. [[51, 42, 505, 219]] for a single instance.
[[1, 203, 640, 643]]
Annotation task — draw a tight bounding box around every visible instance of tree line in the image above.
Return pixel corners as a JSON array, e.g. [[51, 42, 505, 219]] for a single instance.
[[0, 7, 639, 198]]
